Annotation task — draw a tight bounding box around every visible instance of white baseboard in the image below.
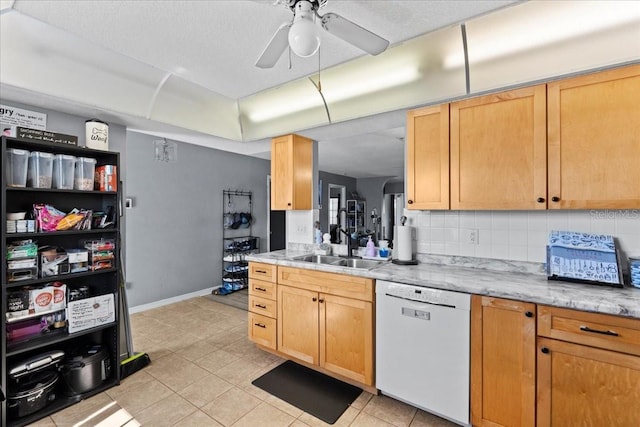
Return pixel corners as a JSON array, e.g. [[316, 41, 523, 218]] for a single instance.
[[128, 287, 215, 314]]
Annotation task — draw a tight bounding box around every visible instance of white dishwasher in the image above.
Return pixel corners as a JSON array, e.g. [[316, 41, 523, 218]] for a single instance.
[[376, 280, 471, 426]]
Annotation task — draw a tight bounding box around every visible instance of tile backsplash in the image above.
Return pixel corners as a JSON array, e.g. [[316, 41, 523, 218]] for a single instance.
[[403, 210, 640, 265]]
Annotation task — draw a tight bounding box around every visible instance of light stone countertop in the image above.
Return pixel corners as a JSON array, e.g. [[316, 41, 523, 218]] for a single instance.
[[246, 250, 640, 319]]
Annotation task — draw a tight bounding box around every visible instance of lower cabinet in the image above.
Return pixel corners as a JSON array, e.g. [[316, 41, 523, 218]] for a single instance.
[[277, 285, 373, 385], [247, 263, 375, 387], [536, 305, 640, 426], [471, 295, 536, 427]]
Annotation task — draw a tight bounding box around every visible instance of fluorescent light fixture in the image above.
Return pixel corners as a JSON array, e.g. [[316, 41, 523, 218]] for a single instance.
[[445, 1, 640, 69], [248, 65, 420, 123], [321, 66, 421, 104]]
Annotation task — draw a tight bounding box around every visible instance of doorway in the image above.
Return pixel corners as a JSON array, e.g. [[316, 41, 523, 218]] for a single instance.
[[267, 176, 286, 251], [327, 184, 346, 243]]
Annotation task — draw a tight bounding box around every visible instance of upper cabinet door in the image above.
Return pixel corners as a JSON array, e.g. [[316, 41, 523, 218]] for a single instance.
[[271, 134, 313, 210], [406, 104, 450, 210], [547, 65, 640, 209], [450, 85, 548, 210]]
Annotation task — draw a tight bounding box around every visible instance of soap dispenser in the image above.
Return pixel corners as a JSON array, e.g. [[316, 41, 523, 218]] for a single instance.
[[365, 236, 376, 258]]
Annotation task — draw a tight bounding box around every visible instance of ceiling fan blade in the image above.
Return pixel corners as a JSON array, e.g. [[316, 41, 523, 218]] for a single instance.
[[255, 22, 291, 68], [320, 12, 389, 55]]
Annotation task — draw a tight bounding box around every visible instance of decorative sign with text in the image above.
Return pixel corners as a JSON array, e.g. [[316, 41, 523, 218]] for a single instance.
[[1, 104, 47, 130]]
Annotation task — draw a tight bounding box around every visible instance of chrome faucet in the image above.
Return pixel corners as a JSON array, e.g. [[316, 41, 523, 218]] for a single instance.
[[339, 228, 355, 258]]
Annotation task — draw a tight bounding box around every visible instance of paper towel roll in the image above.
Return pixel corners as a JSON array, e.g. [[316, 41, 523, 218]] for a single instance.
[[394, 225, 413, 261]]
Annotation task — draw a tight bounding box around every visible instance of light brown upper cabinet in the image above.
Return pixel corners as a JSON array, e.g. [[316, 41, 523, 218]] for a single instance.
[[547, 64, 640, 209], [406, 104, 450, 210], [450, 85, 548, 210], [271, 134, 313, 210]]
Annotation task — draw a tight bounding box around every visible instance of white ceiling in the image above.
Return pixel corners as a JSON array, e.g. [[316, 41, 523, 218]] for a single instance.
[[3, 1, 636, 180]]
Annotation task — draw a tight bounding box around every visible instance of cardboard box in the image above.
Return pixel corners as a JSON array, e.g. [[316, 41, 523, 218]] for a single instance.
[[6, 290, 30, 320], [96, 165, 117, 191], [31, 286, 54, 313]]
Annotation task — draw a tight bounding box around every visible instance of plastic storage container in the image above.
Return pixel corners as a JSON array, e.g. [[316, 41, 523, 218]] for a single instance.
[[630, 257, 640, 288], [53, 154, 76, 189], [6, 148, 30, 187], [28, 151, 54, 188], [74, 157, 97, 190]]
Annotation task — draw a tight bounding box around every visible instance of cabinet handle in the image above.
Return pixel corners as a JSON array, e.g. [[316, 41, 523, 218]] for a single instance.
[[312, 297, 317, 302], [254, 323, 266, 328], [536, 197, 545, 203], [408, 200, 414, 204], [287, 202, 292, 206], [255, 269, 267, 274], [551, 196, 560, 202], [525, 311, 534, 318], [541, 347, 549, 354], [580, 325, 619, 337], [319, 298, 325, 303], [255, 304, 267, 309], [256, 287, 266, 292]]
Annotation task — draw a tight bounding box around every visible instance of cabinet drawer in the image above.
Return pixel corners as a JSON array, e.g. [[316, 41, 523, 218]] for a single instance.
[[249, 262, 277, 282], [278, 266, 374, 301], [538, 305, 640, 356], [249, 295, 277, 318], [248, 312, 276, 350], [249, 279, 277, 300]]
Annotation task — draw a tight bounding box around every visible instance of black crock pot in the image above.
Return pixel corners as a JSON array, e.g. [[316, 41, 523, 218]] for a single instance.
[[60, 344, 111, 396], [7, 370, 58, 418]]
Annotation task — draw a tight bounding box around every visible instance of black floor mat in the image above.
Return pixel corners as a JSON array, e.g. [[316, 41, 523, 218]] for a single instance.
[[252, 360, 362, 424]]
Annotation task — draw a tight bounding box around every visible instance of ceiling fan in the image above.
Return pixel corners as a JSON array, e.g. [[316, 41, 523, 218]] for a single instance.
[[256, 0, 390, 68]]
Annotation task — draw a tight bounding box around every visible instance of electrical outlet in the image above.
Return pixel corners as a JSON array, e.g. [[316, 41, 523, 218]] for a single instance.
[[463, 228, 479, 245]]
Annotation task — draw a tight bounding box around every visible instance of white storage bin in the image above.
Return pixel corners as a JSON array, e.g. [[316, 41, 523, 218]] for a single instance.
[[28, 151, 54, 188], [6, 148, 30, 187], [74, 157, 97, 190], [53, 154, 76, 189]]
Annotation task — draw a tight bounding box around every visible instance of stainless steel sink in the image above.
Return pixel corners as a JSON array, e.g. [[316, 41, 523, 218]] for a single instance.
[[293, 255, 382, 269], [293, 255, 344, 264], [332, 258, 382, 269]]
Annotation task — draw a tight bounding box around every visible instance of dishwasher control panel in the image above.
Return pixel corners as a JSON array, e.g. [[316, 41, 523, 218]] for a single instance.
[[376, 281, 470, 309]]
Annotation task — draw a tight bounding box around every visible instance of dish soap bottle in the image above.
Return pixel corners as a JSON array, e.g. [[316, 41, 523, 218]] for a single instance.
[[366, 236, 376, 258]]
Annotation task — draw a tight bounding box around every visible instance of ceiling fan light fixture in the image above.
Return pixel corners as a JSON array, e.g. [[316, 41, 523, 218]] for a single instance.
[[288, 15, 321, 58]]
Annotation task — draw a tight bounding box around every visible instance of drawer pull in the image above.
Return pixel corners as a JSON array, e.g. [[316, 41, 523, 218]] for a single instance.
[[255, 323, 266, 328], [255, 287, 267, 292], [541, 347, 549, 354], [525, 311, 534, 318], [255, 304, 267, 309], [580, 325, 619, 336], [255, 269, 267, 274]]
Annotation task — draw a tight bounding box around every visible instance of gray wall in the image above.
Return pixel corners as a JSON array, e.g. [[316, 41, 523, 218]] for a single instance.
[[317, 171, 357, 235], [125, 131, 270, 307]]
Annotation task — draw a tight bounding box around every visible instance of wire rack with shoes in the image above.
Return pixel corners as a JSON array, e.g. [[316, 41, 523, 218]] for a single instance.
[[215, 190, 259, 296]]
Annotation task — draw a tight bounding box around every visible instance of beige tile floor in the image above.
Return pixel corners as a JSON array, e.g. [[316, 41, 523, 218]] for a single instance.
[[27, 296, 457, 427]]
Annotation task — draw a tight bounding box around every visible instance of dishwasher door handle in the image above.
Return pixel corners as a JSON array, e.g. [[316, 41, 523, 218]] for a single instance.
[[384, 293, 456, 309]]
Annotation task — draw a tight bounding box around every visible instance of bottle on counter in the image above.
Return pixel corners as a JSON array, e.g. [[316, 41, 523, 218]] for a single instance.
[[366, 236, 376, 257]]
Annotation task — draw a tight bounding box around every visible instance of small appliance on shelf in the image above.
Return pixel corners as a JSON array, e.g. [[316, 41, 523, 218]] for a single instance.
[[546, 230, 624, 288]]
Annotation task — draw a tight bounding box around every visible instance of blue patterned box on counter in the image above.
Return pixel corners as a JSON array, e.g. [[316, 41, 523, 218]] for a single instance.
[[546, 230, 624, 287]]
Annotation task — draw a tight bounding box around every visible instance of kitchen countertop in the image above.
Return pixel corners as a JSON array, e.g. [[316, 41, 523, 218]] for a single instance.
[[247, 250, 640, 319]]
